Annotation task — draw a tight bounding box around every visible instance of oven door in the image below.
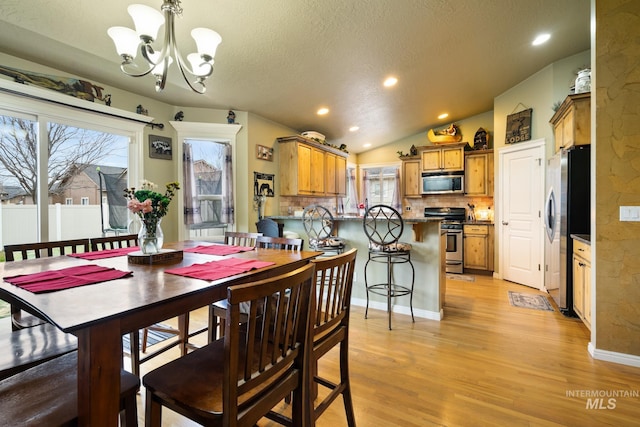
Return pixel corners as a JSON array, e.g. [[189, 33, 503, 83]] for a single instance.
[[444, 228, 463, 273]]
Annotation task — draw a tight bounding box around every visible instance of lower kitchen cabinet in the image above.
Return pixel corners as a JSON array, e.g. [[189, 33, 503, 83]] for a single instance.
[[573, 237, 591, 330], [463, 224, 494, 272]]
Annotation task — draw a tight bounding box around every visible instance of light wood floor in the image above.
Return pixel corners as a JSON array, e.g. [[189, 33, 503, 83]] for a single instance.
[[128, 274, 640, 426]]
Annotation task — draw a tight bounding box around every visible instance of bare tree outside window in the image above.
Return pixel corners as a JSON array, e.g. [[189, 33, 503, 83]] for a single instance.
[[0, 115, 120, 203]]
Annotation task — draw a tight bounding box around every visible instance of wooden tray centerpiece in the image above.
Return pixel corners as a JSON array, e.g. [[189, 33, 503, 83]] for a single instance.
[[427, 124, 463, 144], [128, 249, 183, 265]]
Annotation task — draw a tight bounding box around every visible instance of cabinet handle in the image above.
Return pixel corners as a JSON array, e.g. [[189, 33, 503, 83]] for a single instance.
[[502, 221, 509, 226], [578, 248, 585, 252], [579, 262, 585, 267]]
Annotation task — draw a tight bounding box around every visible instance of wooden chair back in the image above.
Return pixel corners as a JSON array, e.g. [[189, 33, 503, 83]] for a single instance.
[[226, 263, 315, 426], [256, 235, 303, 251], [223, 231, 262, 247], [4, 239, 90, 261], [90, 234, 139, 251]]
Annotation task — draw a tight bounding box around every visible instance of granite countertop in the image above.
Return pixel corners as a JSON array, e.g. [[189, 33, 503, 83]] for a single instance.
[[571, 234, 591, 244], [268, 215, 444, 223]]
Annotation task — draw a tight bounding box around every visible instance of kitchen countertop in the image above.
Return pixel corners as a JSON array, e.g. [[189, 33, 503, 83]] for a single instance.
[[571, 234, 591, 244], [269, 215, 445, 223]]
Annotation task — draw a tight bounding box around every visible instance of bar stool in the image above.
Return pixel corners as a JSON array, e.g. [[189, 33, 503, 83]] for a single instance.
[[302, 205, 345, 255], [362, 204, 415, 330]]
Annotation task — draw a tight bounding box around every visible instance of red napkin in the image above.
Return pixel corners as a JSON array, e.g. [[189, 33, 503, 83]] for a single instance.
[[3, 264, 133, 293], [68, 247, 139, 260], [165, 258, 275, 281], [184, 244, 255, 256]]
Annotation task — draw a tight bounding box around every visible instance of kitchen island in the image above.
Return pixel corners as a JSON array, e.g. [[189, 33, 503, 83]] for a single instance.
[[269, 215, 446, 321]]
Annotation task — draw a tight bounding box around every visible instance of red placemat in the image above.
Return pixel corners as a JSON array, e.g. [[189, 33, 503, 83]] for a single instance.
[[68, 247, 139, 260], [184, 244, 255, 256], [3, 264, 133, 293], [165, 258, 275, 281]]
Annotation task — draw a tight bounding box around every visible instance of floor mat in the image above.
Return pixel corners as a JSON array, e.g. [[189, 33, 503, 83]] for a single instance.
[[508, 291, 554, 311], [446, 274, 476, 282]]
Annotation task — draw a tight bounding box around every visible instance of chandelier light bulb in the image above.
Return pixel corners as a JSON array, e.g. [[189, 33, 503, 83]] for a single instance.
[[107, 26, 140, 59], [128, 4, 165, 42], [191, 28, 222, 59]]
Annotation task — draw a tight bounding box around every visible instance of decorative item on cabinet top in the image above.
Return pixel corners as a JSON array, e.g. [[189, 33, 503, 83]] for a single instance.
[[277, 135, 349, 155], [427, 123, 462, 144]]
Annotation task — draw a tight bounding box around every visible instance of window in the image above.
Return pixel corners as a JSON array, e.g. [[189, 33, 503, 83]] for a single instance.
[[361, 166, 401, 208], [0, 90, 143, 244]]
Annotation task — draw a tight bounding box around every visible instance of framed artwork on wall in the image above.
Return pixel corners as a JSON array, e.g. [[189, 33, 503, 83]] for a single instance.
[[256, 144, 273, 161], [149, 135, 173, 160], [254, 172, 275, 197]]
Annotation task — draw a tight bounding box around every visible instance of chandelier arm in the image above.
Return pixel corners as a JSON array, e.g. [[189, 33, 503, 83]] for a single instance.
[[168, 11, 210, 94]]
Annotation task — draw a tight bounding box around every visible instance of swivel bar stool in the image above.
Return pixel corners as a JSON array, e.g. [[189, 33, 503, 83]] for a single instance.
[[362, 204, 415, 330]]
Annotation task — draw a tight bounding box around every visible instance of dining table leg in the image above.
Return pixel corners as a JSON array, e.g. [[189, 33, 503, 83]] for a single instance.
[[76, 318, 122, 426]]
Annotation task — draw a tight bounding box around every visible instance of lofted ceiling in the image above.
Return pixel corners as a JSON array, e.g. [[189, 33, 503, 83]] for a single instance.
[[0, 0, 590, 153]]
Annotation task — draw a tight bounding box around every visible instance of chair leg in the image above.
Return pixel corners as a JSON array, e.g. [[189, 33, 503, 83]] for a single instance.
[[387, 256, 393, 330], [208, 304, 217, 342], [145, 392, 162, 427], [141, 328, 149, 353], [340, 341, 356, 427], [130, 331, 140, 377], [120, 392, 138, 427], [364, 257, 371, 319], [408, 256, 415, 323]]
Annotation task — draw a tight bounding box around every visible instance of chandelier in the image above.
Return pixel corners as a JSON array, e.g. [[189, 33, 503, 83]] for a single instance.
[[107, 0, 222, 94]]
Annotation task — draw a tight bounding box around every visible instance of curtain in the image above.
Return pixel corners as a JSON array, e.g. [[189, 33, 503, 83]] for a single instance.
[[344, 167, 359, 214], [391, 167, 401, 211], [182, 142, 202, 225], [361, 169, 370, 209], [221, 144, 234, 225]]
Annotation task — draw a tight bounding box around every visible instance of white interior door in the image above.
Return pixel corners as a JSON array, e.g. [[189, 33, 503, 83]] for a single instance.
[[499, 139, 545, 289]]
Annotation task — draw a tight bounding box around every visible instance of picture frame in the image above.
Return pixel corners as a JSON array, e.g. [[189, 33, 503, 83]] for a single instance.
[[254, 172, 275, 197], [256, 144, 274, 161], [505, 108, 532, 144], [148, 135, 173, 160]]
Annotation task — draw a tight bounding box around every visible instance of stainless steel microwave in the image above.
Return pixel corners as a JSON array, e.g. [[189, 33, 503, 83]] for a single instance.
[[421, 171, 464, 194]]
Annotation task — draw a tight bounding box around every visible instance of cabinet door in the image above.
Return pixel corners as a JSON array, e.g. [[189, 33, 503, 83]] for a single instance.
[[465, 154, 487, 196], [584, 262, 591, 329], [403, 159, 421, 198], [573, 254, 585, 319], [310, 147, 325, 194], [554, 122, 564, 153], [421, 150, 442, 172], [335, 155, 347, 196], [464, 234, 488, 270], [325, 152, 337, 195], [442, 146, 464, 171], [563, 108, 575, 149], [297, 144, 312, 194]]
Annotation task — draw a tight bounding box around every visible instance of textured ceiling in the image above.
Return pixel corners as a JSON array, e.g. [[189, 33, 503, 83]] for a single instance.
[[0, 0, 590, 153]]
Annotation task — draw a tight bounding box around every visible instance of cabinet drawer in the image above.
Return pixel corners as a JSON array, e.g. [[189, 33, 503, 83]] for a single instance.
[[573, 239, 591, 260], [463, 225, 489, 235]]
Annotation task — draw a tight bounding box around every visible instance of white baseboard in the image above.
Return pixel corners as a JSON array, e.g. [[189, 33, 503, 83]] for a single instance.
[[350, 297, 443, 321], [589, 342, 640, 368]]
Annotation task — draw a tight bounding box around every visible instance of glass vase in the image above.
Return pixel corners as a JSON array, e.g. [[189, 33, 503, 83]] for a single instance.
[[138, 218, 163, 254]]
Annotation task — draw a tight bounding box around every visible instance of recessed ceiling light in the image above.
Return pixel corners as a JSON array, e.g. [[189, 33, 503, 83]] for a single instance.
[[532, 33, 551, 46], [349, 126, 359, 132], [317, 107, 329, 115], [363, 143, 372, 148], [438, 113, 449, 120], [383, 77, 398, 87]]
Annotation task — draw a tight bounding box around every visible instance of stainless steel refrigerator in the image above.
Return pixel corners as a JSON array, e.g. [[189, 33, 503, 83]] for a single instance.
[[544, 145, 590, 315]]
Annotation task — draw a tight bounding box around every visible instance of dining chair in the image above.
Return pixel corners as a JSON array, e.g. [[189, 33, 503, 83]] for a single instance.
[[256, 235, 304, 251], [0, 351, 139, 426], [142, 263, 316, 427], [279, 248, 358, 426], [4, 239, 91, 331], [302, 205, 345, 255], [89, 233, 138, 250], [363, 204, 415, 330], [223, 230, 263, 247]]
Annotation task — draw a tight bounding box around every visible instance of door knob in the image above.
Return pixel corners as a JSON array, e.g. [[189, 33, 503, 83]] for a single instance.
[[502, 221, 509, 225]]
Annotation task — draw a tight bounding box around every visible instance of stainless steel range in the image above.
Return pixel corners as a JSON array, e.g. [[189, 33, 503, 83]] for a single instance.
[[425, 207, 466, 274]]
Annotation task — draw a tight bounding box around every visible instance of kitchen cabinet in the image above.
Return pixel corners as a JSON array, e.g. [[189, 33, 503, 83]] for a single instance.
[[464, 150, 494, 196], [402, 157, 422, 198], [572, 237, 591, 330], [278, 135, 347, 196], [550, 93, 591, 153], [463, 224, 494, 271], [421, 143, 465, 173]]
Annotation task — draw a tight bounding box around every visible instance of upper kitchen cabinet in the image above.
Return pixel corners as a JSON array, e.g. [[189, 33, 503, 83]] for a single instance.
[[278, 135, 348, 196], [465, 150, 494, 197], [550, 93, 591, 153], [401, 157, 422, 198], [421, 143, 465, 173]]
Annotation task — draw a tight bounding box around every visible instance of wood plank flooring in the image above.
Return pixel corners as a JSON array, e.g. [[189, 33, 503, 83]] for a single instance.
[[128, 274, 640, 425]]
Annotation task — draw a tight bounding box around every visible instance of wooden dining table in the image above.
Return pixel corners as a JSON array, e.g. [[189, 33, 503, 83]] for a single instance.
[[0, 240, 321, 425]]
